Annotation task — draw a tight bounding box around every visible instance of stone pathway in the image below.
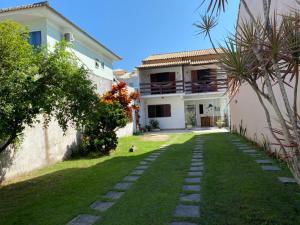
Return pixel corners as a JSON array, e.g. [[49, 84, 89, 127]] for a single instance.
[[67, 144, 170, 225], [170, 136, 204, 225], [231, 138, 297, 184]]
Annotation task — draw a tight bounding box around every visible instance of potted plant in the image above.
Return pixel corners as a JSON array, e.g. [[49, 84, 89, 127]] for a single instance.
[[150, 119, 160, 132], [216, 119, 225, 129]]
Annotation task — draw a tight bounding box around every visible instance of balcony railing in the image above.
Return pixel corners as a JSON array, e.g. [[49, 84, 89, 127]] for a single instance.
[[139, 79, 227, 96], [140, 80, 184, 95], [184, 78, 228, 94]]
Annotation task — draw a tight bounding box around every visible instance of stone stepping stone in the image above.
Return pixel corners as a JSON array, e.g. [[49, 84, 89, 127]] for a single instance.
[[114, 182, 133, 190], [151, 153, 161, 156], [145, 157, 156, 162], [103, 191, 124, 200], [139, 161, 148, 165], [180, 193, 200, 203], [183, 185, 201, 192], [67, 214, 99, 225], [90, 201, 114, 212], [192, 156, 202, 159], [193, 153, 203, 156], [191, 159, 202, 162], [188, 171, 203, 177], [255, 159, 272, 164], [190, 166, 203, 171], [248, 154, 262, 157], [237, 146, 250, 149], [136, 165, 149, 170], [191, 162, 203, 166], [130, 170, 145, 175], [123, 176, 139, 182], [169, 222, 197, 225], [184, 177, 201, 183], [261, 165, 281, 171], [278, 177, 297, 184], [174, 205, 200, 218], [243, 150, 257, 153]]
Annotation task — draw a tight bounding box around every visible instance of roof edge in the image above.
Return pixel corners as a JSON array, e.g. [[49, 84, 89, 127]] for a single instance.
[[0, 1, 122, 61]]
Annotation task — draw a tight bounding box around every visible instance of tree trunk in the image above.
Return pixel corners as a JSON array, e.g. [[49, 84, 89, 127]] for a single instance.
[[0, 134, 17, 154]]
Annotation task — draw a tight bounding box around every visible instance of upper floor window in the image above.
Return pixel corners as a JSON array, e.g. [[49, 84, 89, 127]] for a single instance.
[[29, 31, 42, 48], [95, 58, 105, 69]]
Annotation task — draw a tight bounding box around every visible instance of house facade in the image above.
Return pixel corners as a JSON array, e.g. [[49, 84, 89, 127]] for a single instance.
[[230, 0, 299, 149], [137, 49, 229, 130], [0, 2, 124, 181]]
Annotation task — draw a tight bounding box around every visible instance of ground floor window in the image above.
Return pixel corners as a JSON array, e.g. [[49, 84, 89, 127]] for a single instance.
[[148, 104, 171, 118]]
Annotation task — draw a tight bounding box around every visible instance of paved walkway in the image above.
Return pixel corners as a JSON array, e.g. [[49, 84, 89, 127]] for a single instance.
[[169, 136, 204, 225]]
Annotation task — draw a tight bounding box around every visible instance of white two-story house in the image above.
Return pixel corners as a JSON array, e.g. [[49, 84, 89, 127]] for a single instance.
[[0, 1, 122, 181], [137, 49, 230, 130]]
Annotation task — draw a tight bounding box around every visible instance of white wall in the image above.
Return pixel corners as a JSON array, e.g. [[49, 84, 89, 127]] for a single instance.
[[46, 21, 114, 82], [231, 0, 300, 148], [139, 66, 183, 83], [142, 96, 185, 129]]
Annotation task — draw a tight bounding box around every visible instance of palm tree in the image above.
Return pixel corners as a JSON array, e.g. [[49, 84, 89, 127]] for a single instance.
[[199, 0, 300, 184]]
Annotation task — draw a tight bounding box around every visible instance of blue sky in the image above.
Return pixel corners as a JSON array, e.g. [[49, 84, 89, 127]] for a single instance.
[[0, 0, 239, 71]]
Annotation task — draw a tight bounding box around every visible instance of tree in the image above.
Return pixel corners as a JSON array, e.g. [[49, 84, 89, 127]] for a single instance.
[[81, 82, 140, 155], [0, 20, 97, 153], [101, 81, 140, 120], [199, 0, 300, 183]]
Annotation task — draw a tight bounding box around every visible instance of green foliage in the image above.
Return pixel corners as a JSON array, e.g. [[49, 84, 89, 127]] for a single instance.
[[0, 20, 97, 153], [81, 102, 128, 155], [0, 20, 41, 152], [149, 119, 160, 129]]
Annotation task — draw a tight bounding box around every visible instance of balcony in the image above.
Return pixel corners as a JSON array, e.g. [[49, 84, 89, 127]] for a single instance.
[[140, 78, 227, 96], [184, 78, 228, 94], [140, 80, 184, 95]]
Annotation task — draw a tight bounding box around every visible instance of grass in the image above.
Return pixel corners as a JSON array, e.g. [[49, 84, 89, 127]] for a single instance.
[[200, 132, 300, 225], [0, 133, 195, 225], [1, 131, 300, 225]]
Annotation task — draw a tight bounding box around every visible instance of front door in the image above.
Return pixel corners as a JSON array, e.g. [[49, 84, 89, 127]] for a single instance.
[[185, 105, 196, 127]]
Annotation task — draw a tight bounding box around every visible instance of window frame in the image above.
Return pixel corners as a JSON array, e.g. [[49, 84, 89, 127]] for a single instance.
[[148, 104, 171, 118]]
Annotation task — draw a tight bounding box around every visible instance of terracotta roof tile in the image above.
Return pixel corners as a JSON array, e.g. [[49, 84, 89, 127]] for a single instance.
[[137, 60, 191, 69], [143, 48, 222, 61], [0, 1, 49, 13]]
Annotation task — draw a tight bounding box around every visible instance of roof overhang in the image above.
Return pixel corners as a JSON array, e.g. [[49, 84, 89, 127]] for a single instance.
[[0, 1, 121, 61]]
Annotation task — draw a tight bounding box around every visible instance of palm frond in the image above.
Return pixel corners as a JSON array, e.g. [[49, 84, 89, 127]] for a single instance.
[[194, 15, 218, 37], [201, 0, 228, 14]]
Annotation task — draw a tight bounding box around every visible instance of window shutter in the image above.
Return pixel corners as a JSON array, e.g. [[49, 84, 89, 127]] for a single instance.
[[165, 104, 171, 117], [148, 105, 156, 118], [210, 69, 218, 91], [191, 70, 197, 82]]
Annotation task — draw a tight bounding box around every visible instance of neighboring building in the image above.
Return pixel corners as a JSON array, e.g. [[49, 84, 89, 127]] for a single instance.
[[230, 0, 299, 148], [0, 1, 124, 181], [137, 49, 229, 130], [114, 69, 139, 90]]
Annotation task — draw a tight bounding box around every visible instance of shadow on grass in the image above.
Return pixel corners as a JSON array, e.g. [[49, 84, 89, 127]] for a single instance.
[[0, 133, 196, 225]]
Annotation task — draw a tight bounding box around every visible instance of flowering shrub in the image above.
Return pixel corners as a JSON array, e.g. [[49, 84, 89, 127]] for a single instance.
[[81, 82, 140, 155]]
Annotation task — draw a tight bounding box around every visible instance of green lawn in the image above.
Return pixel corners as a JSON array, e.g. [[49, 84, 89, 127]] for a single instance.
[[201, 132, 300, 225], [0, 131, 300, 225]]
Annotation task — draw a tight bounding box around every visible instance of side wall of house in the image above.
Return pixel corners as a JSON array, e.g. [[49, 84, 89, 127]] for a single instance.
[[230, 0, 299, 149]]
